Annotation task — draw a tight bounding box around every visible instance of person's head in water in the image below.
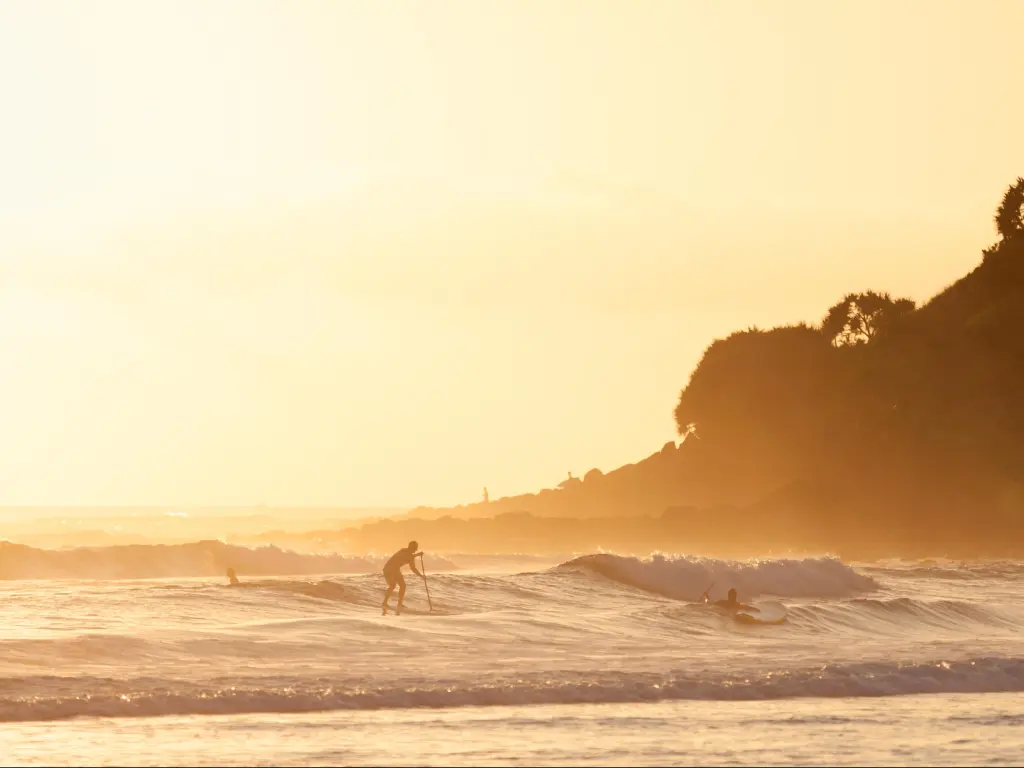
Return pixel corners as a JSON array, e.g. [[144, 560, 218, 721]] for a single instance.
[[727, 588, 738, 604], [408, 541, 419, 553], [226, 567, 239, 585]]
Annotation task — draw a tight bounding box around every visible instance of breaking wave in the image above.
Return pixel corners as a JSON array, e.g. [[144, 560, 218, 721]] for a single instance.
[[559, 553, 878, 600], [4, 657, 1023, 722]]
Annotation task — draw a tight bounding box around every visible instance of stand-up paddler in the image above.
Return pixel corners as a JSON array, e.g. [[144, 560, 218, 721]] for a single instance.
[[382, 540, 422, 615]]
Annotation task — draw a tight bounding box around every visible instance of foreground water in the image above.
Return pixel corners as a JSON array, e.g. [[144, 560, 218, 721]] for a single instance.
[[2, 547, 1023, 764], [5, 693, 1024, 766]]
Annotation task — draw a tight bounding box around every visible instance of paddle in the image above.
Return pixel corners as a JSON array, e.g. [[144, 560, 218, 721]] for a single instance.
[[419, 552, 433, 612], [700, 581, 715, 604]]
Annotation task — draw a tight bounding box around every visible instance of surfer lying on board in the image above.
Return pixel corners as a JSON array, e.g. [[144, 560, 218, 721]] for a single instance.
[[701, 587, 757, 612], [382, 540, 422, 615]]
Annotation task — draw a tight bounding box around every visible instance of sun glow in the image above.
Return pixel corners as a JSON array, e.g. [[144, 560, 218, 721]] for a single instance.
[[1, 0, 1022, 506]]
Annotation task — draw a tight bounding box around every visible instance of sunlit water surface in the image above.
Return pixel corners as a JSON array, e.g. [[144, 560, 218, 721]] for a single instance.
[[2, 552, 1023, 765]]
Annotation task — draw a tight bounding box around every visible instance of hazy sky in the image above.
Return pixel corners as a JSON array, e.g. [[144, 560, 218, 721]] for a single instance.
[[1, 0, 1022, 507]]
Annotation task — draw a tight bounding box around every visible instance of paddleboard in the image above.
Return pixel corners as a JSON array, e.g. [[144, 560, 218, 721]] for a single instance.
[[734, 600, 787, 625], [385, 606, 438, 616]]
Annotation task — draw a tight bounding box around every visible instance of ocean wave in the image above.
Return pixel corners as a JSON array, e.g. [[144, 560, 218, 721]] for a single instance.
[[228, 578, 367, 604], [558, 553, 877, 600], [785, 597, 1022, 634], [864, 560, 1024, 581], [3, 657, 1023, 721], [0, 540, 457, 581]]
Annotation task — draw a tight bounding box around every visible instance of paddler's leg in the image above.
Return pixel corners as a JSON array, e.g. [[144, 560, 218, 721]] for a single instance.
[[382, 569, 398, 615], [396, 573, 407, 614]]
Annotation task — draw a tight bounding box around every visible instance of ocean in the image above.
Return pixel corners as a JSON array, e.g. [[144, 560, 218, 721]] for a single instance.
[[1, 545, 1023, 765]]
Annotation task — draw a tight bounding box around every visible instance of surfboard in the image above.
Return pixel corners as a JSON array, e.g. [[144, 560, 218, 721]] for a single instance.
[[734, 600, 787, 625]]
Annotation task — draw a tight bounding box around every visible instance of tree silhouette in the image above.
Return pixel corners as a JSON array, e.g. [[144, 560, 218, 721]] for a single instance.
[[995, 177, 1024, 242], [673, 324, 835, 440], [820, 291, 915, 347]]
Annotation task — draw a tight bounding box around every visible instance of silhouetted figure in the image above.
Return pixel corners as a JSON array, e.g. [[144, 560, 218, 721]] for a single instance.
[[483, 487, 489, 503], [711, 588, 756, 612], [382, 540, 422, 615], [226, 567, 239, 586]]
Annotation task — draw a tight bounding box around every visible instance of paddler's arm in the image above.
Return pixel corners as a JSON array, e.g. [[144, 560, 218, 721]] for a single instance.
[[410, 556, 423, 578]]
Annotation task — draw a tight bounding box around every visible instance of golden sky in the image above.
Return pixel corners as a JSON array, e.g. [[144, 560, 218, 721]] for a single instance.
[[1, 0, 1022, 507]]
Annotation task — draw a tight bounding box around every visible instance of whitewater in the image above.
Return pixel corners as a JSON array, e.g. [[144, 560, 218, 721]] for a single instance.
[[2, 545, 1024, 765]]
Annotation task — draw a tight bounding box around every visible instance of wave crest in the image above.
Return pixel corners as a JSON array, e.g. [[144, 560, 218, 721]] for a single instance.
[[0, 541, 456, 581], [559, 553, 877, 600]]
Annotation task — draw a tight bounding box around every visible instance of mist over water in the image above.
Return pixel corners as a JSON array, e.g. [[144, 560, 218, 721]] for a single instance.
[[0, 507, 407, 549]]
